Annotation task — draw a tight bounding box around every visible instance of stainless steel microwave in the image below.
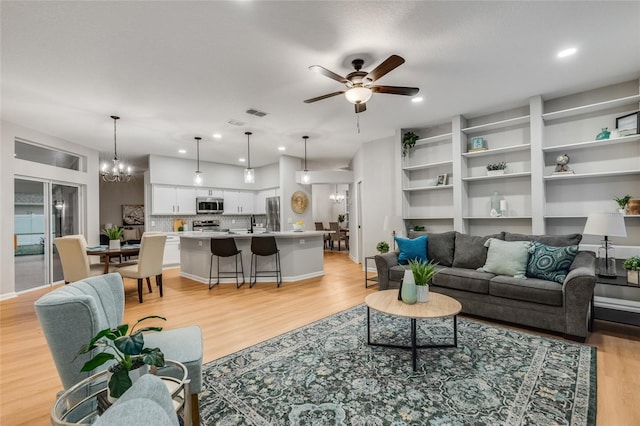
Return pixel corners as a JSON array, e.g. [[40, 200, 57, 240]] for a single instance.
[[196, 197, 224, 214]]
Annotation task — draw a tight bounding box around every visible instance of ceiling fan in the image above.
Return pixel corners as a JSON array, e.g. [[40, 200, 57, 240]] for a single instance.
[[304, 54, 419, 113]]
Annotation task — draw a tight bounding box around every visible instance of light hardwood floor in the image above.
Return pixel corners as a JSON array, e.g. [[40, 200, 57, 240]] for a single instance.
[[1, 251, 639, 425]]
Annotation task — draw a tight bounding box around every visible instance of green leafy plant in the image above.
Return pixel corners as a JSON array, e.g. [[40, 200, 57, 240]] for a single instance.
[[413, 225, 425, 231], [102, 226, 124, 240], [486, 161, 507, 171], [614, 195, 631, 208], [376, 241, 389, 253], [337, 214, 345, 223], [623, 256, 640, 271], [76, 315, 166, 399], [402, 131, 419, 157], [408, 259, 439, 286]]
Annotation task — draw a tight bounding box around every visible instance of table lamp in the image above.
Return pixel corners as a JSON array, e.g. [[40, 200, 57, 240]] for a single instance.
[[383, 215, 405, 251], [583, 212, 627, 278]]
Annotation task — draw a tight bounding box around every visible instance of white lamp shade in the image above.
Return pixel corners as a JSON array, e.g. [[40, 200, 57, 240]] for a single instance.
[[345, 87, 372, 104], [583, 212, 627, 237], [383, 215, 405, 236]]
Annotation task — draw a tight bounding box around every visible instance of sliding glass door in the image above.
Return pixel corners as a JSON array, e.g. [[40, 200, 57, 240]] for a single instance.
[[14, 178, 80, 292]]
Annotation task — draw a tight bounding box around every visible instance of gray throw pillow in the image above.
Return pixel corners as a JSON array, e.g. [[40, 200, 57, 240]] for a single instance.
[[452, 232, 504, 270], [504, 232, 582, 247], [407, 230, 456, 266]]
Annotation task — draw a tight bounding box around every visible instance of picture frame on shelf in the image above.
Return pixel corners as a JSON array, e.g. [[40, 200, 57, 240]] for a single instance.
[[469, 137, 487, 152], [436, 173, 448, 186], [615, 111, 639, 136]]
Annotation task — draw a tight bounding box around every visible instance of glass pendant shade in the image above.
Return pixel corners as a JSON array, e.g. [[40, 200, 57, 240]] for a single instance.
[[193, 171, 203, 186], [302, 170, 310, 184], [345, 87, 372, 104], [244, 167, 255, 183], [101, 115, 132, 182], [300, 135, 310, 184], [193, 136, 203, 186]]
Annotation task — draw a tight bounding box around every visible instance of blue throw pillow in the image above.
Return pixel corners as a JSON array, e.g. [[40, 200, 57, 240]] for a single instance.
[[396, 235, 427, 265], [526, 242, 578, 283]]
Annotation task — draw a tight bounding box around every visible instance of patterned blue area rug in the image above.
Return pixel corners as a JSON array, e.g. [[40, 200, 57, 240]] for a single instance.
[[200, 305, 596, 425]]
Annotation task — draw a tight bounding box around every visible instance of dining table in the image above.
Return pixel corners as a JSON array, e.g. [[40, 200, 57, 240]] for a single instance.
[[86, 244, 140, 274]]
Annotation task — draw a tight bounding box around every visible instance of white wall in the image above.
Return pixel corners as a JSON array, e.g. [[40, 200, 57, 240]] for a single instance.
[[311, 184, 348, 227], [1, 121, 100, 298], [279, 155, 313, 230], [100, 178, 145, 229]]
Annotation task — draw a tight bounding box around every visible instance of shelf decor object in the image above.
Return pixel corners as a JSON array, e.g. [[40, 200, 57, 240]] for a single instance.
[[101, 115, 132, 183], [614, 195, 631, 214], [595, 127, 611, 140], [436, 173, 448, 185], [552, 154, 574, 175], [623, 256, 639, 285], [469, 136, 487, 152], [402, 131, 419, 157], [615, 111, 639, 136], [486, 161, 507, 176], [583, 212, 627, 278]]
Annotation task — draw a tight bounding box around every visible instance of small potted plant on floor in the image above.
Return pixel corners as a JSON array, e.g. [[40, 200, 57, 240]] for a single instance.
[[623, 255, 639, 285], [402, 131, 419, 157], [614, 195, 631, 214], [376, 241, 389, 254], [408, 259, 439, 302], [486, 161, 507, 176], [103, 226, 124, 250], [76, 315, 166, 401]]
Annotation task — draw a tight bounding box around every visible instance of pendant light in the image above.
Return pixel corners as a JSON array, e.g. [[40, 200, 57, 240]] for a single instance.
[[244, 131, 255, 183], [329, 184, 345, 203], [101, 115, 132, 182], [301, 135, 310, 184], [193, 136, 203, 186]]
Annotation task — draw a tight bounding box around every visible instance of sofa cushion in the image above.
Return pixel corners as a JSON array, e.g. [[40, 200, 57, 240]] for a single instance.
[[452, 232, 504, 270], [432, 267, 493, 294], [504, 232, 582, 247], [477, 238, 532, 278], [526, 242, 579, 284], [389, 264, 411, 282], [489, 275, 563, 306], [408, 230, 456, 266], [395, 235, 427, 264]]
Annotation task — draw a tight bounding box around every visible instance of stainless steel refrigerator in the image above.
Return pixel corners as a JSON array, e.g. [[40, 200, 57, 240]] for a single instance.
[[265, 196, 280, 232]]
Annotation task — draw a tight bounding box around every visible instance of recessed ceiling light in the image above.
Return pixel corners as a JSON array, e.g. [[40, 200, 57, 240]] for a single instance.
[[411, 97, 424, 103], [212, 133, 222, 139], [178, 149, 187, 154], [239, 158, 246, 163], [278, 146, 286, 151], [557, 48, 577, 58]]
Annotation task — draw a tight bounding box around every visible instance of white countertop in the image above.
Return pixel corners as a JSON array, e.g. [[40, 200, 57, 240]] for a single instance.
[[169, 230, 328, 239]]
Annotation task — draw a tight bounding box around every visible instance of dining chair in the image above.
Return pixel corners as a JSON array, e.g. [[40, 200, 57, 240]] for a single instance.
[[34, 273, 203, 425], [114, 233, 166, 303], [329, 222, 347, 251], [250, 236, 282, 288], [54, 235, 105, 283]]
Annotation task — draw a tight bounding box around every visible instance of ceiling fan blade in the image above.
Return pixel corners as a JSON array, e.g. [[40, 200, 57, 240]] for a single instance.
[[364, 55, 405, 83], [371, 85, 419, 96], [309, 65, 348, 84], [355, 103, 367, 114], [304, 91, 345, 103]]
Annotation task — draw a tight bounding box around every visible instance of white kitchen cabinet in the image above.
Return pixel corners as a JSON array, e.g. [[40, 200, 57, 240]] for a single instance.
[[223, 190, 254, 214], [152, 185, 197, 215], [163, 235, 180, 266], [196, 188, 224, 198], [254, 188, 278, 214]]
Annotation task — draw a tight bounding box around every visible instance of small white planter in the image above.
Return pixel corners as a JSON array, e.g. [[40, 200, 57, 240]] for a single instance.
[[628, 270, 639, 285], [487, 170, 506, 176], [416, 285, 430, 303], [109, 239, 121, 250]]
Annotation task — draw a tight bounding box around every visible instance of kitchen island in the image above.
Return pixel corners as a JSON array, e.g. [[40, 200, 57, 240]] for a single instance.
[[176, 231, 328, 285]]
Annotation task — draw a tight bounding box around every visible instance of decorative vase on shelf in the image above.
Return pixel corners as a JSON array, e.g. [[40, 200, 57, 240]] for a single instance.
[[401, 270, 417, 304], [596, 127, 610, 140], [416, 285, 430, 303], [109, 239, 121, 250]]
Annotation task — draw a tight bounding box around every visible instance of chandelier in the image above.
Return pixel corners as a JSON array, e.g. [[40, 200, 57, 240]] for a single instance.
[[101, 115, 132, 182], [244, 131, 255, 183], [193, 136, 203, 186], [329, 184, 345, 203], [301, 135, 310, 184]]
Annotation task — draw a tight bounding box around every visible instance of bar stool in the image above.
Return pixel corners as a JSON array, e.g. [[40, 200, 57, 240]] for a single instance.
[[250, 236, 282, 288], [209, 238, 245, 289]]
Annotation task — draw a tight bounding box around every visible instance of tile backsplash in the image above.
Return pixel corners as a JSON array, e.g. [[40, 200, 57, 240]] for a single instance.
[[147, 214, 267, 232]]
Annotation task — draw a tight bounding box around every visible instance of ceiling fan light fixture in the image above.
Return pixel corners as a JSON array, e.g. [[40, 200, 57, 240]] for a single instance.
[[345, 87, 372, 104]]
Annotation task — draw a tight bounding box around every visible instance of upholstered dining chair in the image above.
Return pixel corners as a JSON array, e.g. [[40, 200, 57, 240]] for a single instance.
[[114, 233, 166, 303], [329, 222, 347, 251], [54, 235, 105, 283], [34, 273, 203, 426]]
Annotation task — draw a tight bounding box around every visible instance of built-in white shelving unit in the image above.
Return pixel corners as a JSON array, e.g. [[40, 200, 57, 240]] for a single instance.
[[403, 184, 453, 192], [463, 172, 532, 182]]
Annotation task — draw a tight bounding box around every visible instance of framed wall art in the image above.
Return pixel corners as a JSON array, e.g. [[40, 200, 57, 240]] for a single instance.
[[616, 111, 639, 136], [469, 136, 487, 152], [122, 204, 144, 225]]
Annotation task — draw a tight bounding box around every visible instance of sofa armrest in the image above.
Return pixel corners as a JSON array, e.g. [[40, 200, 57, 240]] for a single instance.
[[374, 252, 399, 291], [562, 251, 596, 338]]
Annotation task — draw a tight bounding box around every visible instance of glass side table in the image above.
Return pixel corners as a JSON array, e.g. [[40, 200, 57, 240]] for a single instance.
[[365, 256, 378, 288], [51, 359, 191, 426]]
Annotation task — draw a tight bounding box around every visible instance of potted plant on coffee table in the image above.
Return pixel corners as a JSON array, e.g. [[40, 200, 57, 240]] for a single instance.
[[76, 315, 166, 400], [376, 241, 389, 254], [408, 259, 439, 303], [623, 255, 639, 285], [103, 226, 124, 250]]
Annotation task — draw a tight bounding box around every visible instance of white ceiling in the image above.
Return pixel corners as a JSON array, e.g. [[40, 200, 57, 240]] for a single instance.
[[2, 1, 639, 171]]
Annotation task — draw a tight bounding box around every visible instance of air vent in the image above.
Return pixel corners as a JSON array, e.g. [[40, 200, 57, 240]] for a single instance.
[[227, 119, 246, 126], [246, 108, 268, 117]]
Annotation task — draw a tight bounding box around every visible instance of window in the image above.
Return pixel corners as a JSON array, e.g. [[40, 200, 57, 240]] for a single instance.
[[15, 139, 82, 171]]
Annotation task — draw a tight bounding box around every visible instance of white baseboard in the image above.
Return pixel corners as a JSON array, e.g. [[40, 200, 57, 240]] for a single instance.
[[594, 296, 640, 313]]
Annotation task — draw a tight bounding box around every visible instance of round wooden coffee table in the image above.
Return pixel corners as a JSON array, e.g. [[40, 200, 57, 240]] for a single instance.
[[365, 290, 462, 371]]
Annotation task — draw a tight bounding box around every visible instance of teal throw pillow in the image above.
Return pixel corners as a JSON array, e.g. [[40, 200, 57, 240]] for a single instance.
[[477, 238, 531, 278], [396, 235, 427, 265], [526, 242, 579, 283]]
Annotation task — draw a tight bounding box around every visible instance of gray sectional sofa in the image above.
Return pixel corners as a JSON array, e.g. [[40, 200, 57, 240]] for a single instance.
[[374, 231, 596, 340]]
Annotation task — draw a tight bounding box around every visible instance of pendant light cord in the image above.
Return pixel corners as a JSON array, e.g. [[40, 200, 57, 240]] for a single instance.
[[303, 135, 309, 171], [195, 136, 201, 172], [111, 115, 120, 161], [245, 132, 252, 169]]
